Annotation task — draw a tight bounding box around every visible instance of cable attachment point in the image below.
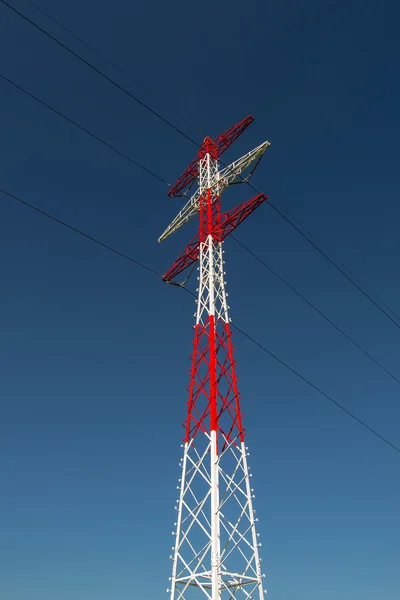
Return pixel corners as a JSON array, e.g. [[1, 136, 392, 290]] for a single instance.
[[162, 277, 186, 288]]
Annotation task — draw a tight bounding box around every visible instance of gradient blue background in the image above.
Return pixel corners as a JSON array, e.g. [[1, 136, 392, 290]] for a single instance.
[[1, 1, 400, 598]]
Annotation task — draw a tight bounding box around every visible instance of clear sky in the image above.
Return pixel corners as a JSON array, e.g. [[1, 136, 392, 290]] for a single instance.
[[0, 1, 400, 599]]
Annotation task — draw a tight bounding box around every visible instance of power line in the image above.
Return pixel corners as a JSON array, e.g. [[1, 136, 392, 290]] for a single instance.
[[0, 0, 199, 147], [0, 72, 169, 186], [231, 235, 400, 386], [26, 0, 161, 98], [26, 0, 208, 138], [0, 186, 161, 277], [268, 200, 400, 329], [1, 183, 397, 455], [273, 199, 400, 321], [245, 179, 400, 330]]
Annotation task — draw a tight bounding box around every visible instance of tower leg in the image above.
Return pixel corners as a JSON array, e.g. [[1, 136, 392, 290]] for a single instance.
[[211, 429, 220, 599]]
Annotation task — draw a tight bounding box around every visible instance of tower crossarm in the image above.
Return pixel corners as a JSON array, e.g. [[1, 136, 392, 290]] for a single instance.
[[162, 193, 268, 283], [168, 116, 254, 198], [214, 193, 268, 242], [162, 233, 201, 284], [202, 115, 254, 160], [158, 141, 270, 243], [217, 140, 270, 188]]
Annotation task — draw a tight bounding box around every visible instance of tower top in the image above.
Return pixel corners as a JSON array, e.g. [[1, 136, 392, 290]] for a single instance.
[[159, 116, 270, 243], [168, 115, 254, 198]]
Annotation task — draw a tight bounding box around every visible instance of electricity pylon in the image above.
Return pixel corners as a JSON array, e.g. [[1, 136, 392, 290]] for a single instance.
[[160, 116, 270, 600]]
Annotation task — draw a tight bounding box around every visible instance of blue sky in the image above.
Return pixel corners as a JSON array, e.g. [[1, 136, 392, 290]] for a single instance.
[[1, 0, 400, 598]]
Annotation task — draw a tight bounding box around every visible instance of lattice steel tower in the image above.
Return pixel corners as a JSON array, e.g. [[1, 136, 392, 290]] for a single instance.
[[159, 116, 270, 600]]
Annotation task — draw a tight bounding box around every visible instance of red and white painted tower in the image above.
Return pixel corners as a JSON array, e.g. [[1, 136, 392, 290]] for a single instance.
[[160, 117, 270, 600]]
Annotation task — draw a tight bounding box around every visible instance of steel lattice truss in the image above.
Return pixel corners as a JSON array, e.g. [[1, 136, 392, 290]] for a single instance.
[[158, 141, 270, 243], [160, 118, 269, 600], [173, 435, 263, 600]]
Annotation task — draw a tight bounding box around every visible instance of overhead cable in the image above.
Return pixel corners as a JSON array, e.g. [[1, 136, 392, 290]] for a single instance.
[[26, 0, 208, 137], [231, 235, 400, 386], [0, 0, 198, 146], [0, 186, 161, 277], [0, 72, 168, 186]]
